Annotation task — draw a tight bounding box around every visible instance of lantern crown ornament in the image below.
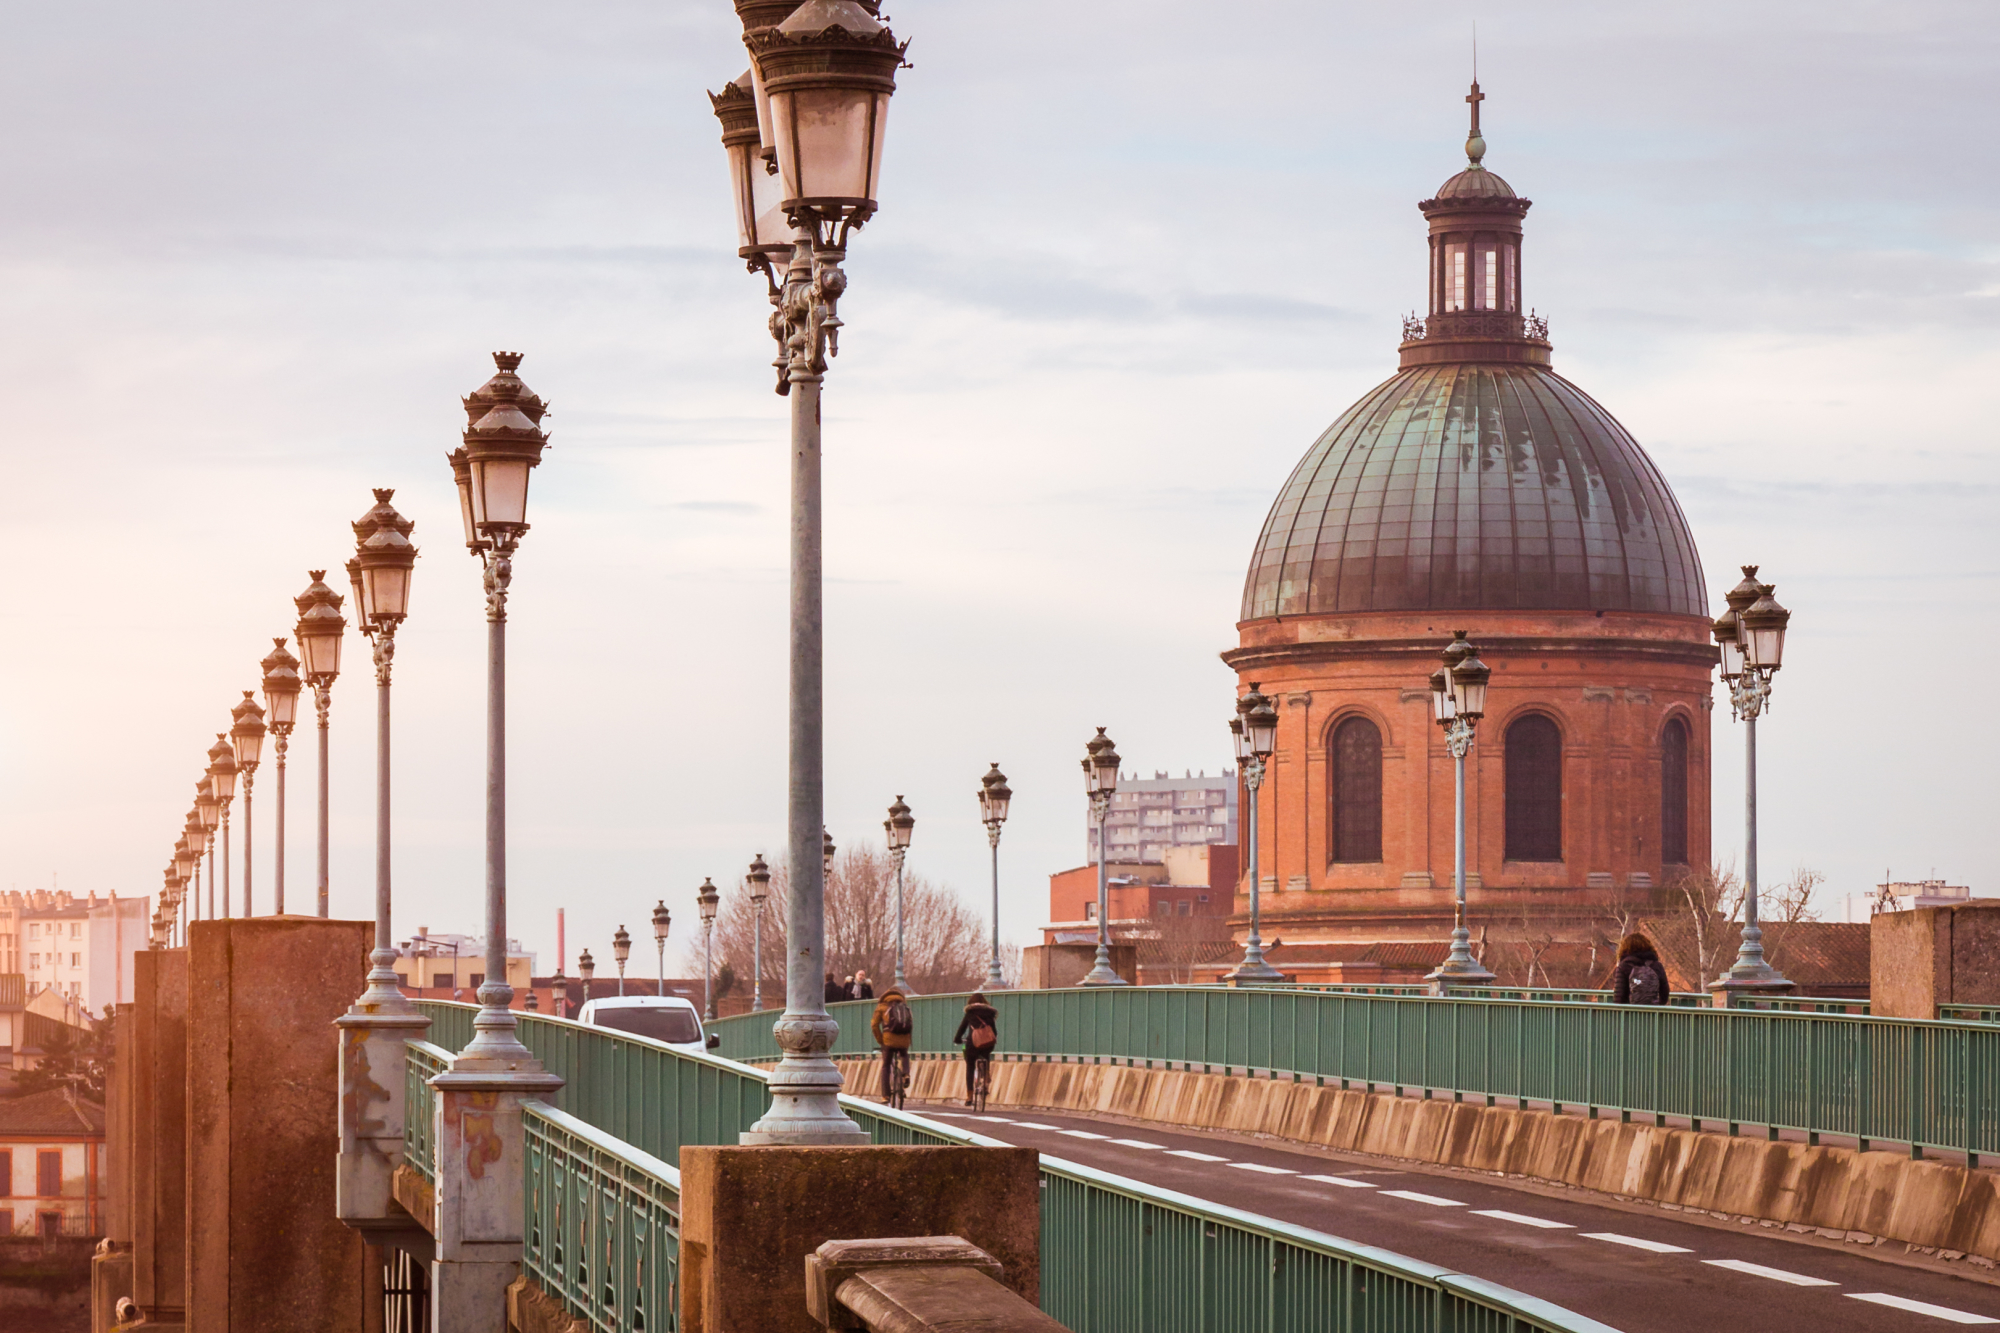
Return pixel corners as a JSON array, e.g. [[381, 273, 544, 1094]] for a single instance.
[[453, 352, 552, 547], [293, 571, 347, 685], [350, 489, 419, 630], [979, 763, 1012, 825], [260, 638, 302, 732], [230, 691, 268, 770]]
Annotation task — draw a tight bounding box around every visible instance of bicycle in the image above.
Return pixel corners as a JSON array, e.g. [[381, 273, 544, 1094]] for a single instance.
[[970, 1054, 991, 1114], [884, 1048, 910, 1111]]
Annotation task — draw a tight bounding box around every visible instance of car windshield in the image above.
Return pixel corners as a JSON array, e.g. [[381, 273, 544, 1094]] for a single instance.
[[590, 1007, 701, 1044]]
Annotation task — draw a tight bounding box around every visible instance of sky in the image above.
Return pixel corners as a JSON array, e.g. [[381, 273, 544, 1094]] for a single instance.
[[0, 0, 1994, 973]]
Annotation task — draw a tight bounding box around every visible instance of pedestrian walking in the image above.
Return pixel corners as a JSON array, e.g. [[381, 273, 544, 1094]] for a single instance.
[[1612, 933, 1671, 1005]]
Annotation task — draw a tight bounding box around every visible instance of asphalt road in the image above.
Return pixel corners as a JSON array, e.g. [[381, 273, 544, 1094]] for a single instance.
[[907, 1099, 2000, 1333]]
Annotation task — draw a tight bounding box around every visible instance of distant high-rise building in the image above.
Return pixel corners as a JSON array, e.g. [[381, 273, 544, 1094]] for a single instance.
[[1089, 770, 1237, 865]]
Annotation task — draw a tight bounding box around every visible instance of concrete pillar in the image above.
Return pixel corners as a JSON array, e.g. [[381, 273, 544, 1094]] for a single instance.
[[92, 1005, 136, 1333], [185, 916, 373, 1331], [131, 950, 188, 1329], [428, 1071, 559, 1333], [335, 1009, 433, 1227]]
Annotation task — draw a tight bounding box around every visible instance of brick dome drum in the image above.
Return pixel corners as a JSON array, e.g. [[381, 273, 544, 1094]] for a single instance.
[[1241, 362, 1706, 622]]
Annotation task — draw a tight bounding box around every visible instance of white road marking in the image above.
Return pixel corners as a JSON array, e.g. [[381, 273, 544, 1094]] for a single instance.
[[1058, 1130, 1109, 1140], [1303, 1174, 1377, 1189], [1848, 1294, 1999, 1324], [1165, 1149, 1229, 1162], [971, 1116, 1016, 1124], [1380, 1190, 1466, 1207], [1009, 1122, 1058, 1130], [1702, 1259, 1835, 1287], [1110, 1138, 1166, 1149], [1228, 1163, 1296, 1175], [1473, 1210, 1572, 1229], [1581, 1233, 1692, 1254]]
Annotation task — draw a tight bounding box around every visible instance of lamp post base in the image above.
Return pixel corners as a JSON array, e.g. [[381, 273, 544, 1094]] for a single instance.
[[1225, 960, 1286, 986], [1707, 966, 1795, 996], [742, 1011, 868, 1145], [1425, 928, 1496, 991]]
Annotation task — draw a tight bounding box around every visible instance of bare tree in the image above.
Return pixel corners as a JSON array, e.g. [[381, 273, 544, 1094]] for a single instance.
[[693, 842, 994, 1003], [1758, 866, 1825, 972], [1140, 910, 1235, 984]]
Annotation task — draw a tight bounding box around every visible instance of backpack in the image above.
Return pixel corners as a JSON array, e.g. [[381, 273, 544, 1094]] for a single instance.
[[883, 999, 913, 1035], [967, 1017, 996, 1050], [1627, 961, 1664, 1005]]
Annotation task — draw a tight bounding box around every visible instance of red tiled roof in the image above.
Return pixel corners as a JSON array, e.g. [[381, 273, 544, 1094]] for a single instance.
[[0, 1087, 104, 1136]]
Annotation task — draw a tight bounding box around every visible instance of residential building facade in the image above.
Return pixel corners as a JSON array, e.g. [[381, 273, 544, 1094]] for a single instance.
[[0, 890, 147, 1017], [1089, 771, 1237, 865], [0, 1087, 106, 1239]]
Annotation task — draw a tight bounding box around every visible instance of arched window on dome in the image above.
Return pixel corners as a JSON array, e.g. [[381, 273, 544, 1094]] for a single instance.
[[1328, 715, 1383, 863], [1504, 714, 1563, 862], [1661, 717, 1690, 866]]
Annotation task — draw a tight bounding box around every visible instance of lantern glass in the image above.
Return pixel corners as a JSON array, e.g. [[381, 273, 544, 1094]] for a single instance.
[[1093, 751, 1120, 793], [1741, 590, 1788, 672], [361, 562, 411, 623], [613, 927, 631, 965], [697, 878, 720, 924], [1451, 653, 1491, 720], [298, 621, 343, 681], [1712, 614, 1743, 679], [981, 767, 1011, 824], [470, 455, 533, 530], [1246, 706, 1277, 757], [770, 84, 890, 207], [346, 560, 371, 632], [209, 745, 238, 802], [652, 902, 671, 943], [747, 856, 771, 903], [579, 949, 596, 981], [447, 449, 481, 549], [1430, 668, 1454, 723]]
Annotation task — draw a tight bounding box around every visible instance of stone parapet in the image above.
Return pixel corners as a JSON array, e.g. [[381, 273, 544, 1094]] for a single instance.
[[130, 948, 187, 1327]]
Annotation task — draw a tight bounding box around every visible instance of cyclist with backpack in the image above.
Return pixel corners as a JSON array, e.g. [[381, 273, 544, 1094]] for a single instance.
[[870, 986, 914, 1104], [1613, 932, 1671, 1005], [952, 993, 999, 1107]]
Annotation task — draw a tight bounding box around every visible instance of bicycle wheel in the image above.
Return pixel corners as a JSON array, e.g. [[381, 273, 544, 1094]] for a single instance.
[[973, 1061, 989, 1114]]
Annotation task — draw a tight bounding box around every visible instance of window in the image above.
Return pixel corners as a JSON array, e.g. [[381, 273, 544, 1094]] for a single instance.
[[468, 973, 485, 989], [37, 1151, 60, 1197], [70, 924, 80, 939], [1330, 716, 1383, 863], [1661, 717, 1690, 865], [1481, 249, 1498, 309], [588, 1006, 700, 1044], [26, 924, 37, 940], [1177, 900, 1191, 916], [1084, 903, 1096, 920], [1156, 902, 1172, 918], [1505, 714, 1564, 861], [27, 955, 36, 970], [1449, 246, 1467, 310], [0, 1150, 11, 1196], [1503, 245, 1518, 310], [70, 954, 79, 968]]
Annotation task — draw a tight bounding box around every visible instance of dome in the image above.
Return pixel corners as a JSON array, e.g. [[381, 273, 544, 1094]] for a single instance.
[[1241, 363, 1707, 621], [1434, 165, 1517, 200]]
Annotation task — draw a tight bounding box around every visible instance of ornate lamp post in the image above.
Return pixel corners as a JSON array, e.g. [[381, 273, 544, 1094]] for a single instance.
[[697, 877, 720, 1021], [442, 351, 560, 1089], [229, 692, 267, 916], [578, 949, 596, 1008], [1711, 566, 1795, 995], [173, 841, 198, 941], [261, 639, 301, 914], [884, 796, 914, 994], [613, 925, 631, 998], [294, 571, 347, 917], [182, 816, 208, 923], [206, 735, 238, 917], [1425, 634, 1497, 988], [746, 855, 770, 1012], [716, 0, 907, 1146], [1225, 690, 1285, 984], [195, 778, 220, 920], [652, 901, 671, 996], [978, 764, 1011, 989], [1080, 728, 1128, 987]]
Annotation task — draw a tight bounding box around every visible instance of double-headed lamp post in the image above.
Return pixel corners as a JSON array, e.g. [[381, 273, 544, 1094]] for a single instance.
[[652, 900, 671, 994], [1080, 729, 1128, 987], [746, 855, 771, 1012], [1425, 633, 1497, 988], [260, 639, 301, 914], [294, 571, 346, 917], [206, 735, 238, 917], [229, 692, 267, 917], [1711, 566, 1795, 994], [978, 764, 1011, 989], [613, 925, 631, 998], [713, 0, 908, 1147], [443, 352, 559, 1089], [885, 796, 914, 994], [1226, 688, 1284, 984], [697, 877, 720, 1021]]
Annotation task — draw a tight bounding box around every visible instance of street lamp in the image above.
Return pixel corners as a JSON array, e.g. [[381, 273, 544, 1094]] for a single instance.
[[978, 764, 1011, 989], [652, 900, 671, 996], [746, 854, 770, 1012], [884, 796, 915, 994], [230, 692, 267, 917], [260, 639, 301, 915], [207, 734, 238, 918], [443, 352, 560, 1096], [345, 489, 419, 1015], [1225, 689, 1285, 984], [578, 949, 596, 1007], [1425, 634, 1497, 988], [294, 571, 347, 917], [613, 924, 631, 998], [1080, 728, 1128, 987], [195, 778, 220, 920], [717, 0, 908, 1147], [697, 877, 720, 1021], [1711, 566, 1795, 995], [182, 816, 207, 924]]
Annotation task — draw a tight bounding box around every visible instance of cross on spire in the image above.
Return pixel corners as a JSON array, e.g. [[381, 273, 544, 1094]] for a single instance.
[[1466, 81, 1484, 139]]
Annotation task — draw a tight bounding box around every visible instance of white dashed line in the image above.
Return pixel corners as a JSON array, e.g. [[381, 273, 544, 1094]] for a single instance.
[[1380, 1190, 1465, 1207], [1057, 1130, 1109, 1140], [971, 1116, 1016, 1124], [1009, 1122, 1058, 1130], [1228, 1163, 1296, 1175], [1473, 1210, 1572, 1229], [1581, 1233, 1692, 1254], [1109, 1138, 1166, 1150], [1303, 1174, 1376, 1189], [1847, 1294, 1999, 1324], [1165, 1149, 1229, 1162], [1702, 1259, 1835, 1287]]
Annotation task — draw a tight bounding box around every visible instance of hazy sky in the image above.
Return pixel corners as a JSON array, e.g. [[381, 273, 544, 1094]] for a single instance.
[[1, 0, 1993, 972]]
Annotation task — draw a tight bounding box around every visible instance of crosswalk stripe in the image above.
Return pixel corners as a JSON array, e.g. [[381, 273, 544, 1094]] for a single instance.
[[1847, 1294, 1999, 1324], [1380, 1190, 1465, 1207], [1702, 1259, 1834, 1287], [1165, 1149, 1228, 1162], [1473, 1210, 1571, 1229], [1228, 1163, 1296, 1175], [1581, 1233, 1691, 1254], [1303, 1175, 1376, 1188]]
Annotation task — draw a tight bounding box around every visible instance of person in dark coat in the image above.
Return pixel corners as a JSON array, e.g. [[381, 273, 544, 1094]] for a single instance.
[[824, 972, 848, 1004], [952, 993, 1000, 1105], [1612, 933, 1671, 1005], [852, 970, 875, 1001]]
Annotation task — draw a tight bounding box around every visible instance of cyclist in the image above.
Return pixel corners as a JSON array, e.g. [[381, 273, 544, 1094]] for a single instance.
[[870, 986, 914, 1104], [952, 992, 999, 1108]]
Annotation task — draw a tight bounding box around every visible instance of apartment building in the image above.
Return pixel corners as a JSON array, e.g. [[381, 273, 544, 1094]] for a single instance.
[[0, 891, 147, 1017], [1088, 770, 1237, 865]]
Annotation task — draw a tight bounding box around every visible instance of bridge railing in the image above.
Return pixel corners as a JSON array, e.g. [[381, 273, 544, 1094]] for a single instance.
[[403, 1039, 450, 1182], [708, 987, 1998, 1162], [409, 1001, 1615, 1333]]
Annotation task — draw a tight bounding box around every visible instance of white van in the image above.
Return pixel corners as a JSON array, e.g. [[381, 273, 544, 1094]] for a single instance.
[[576, 995, 719, 1054]]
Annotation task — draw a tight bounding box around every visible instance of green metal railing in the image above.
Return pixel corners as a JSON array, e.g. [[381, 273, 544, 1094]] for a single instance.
[[404, 1040, 450, 1182], [1940, 1005, 2000, 1024], [407, 1002, 1614, 1333], [708, 987, 2000, 1162]]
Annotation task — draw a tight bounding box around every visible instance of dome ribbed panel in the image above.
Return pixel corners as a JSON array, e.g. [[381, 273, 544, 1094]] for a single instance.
[[1240, 365, 1706, 621]]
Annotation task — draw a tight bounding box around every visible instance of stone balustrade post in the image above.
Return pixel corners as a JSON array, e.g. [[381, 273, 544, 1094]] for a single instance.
[[335, 1011, 432, 1225]]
